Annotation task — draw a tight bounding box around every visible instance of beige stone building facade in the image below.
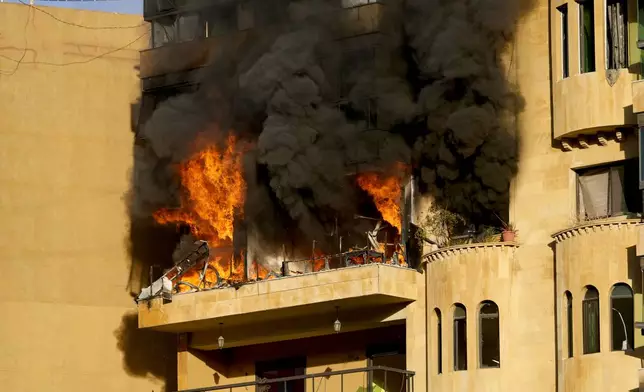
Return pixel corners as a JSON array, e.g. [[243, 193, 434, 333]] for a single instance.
[[4, 0, 644, 391], [134, 0, 644, 391], [0, 3, 176, 392]]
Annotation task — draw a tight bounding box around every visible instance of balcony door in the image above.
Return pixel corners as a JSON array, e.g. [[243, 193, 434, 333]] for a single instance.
[[255, 357, 306, 392], [368, 343, 407, 392]]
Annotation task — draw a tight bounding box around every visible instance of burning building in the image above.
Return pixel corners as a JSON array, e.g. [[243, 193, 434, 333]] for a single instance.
[[132, 0, 644, 392]]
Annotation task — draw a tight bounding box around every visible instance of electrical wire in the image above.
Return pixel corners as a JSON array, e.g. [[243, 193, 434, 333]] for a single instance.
[[0, 2, 33, 75], [0, 29, 149, 69], [14, 0, 145, 29]]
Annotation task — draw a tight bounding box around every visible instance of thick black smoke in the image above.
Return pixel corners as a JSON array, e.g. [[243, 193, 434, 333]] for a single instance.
[[131, 0, 530, 254]]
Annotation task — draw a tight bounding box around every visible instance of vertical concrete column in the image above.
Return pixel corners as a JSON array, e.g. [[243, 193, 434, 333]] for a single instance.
[[406, 275, 427, 391], [177, 333, 189, 390]]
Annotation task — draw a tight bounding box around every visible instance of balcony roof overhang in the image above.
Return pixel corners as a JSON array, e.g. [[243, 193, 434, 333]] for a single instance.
[[138, 264, 419, 335]]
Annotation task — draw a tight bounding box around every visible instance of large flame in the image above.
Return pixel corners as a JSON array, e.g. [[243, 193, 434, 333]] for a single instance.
[[154, 134, 248, 289], [154, 134, 246, 246], [356, 172, 402, 232]]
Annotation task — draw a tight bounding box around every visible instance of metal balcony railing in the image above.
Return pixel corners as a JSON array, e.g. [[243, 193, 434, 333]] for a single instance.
[[176, 365, 415, 392]]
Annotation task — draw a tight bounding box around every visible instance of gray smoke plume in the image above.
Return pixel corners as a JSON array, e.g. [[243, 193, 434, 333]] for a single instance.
[[131, 0, 531, 253]]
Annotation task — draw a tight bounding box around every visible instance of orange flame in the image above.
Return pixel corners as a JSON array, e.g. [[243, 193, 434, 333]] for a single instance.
[[154, 134, 246, 247], [356, 172, 402, 232], [153, 134, 248, 290]]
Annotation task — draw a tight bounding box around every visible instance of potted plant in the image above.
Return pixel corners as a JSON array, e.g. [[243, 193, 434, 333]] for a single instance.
[[501, 222, 517, 242]]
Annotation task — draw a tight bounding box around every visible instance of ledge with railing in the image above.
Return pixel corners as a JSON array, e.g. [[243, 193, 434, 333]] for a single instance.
[[176, 365, 416, 392]]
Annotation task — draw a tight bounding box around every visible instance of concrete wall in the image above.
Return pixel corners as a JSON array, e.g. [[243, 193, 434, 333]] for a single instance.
[[515, 0, 643, 391], [0, 4, 176, 391], [554, 220, 642, 392], [425, 244, 519, 390]]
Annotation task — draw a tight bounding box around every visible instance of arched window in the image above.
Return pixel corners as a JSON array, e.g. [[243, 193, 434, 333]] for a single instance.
[[479, 301, 500, 368], [583, 286, 600, 354], [565, 291, 573, 357], [611, 283, 634, 351], [434, 308, 442, 374], [453, 304, 467, 371]]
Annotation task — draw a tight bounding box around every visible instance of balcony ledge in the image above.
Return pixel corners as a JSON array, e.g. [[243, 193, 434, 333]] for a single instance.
[[422, 242, 518, 263], [551, 217, 641, 243], [138, 263, 419, 333]]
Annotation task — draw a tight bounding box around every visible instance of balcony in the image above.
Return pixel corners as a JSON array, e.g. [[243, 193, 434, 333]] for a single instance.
[[552, 218, 640, 293], [138, 263, 419, 346], [176, 365, 415, 392], [553, 70, 637, 142], [140, 2, 384, 80]]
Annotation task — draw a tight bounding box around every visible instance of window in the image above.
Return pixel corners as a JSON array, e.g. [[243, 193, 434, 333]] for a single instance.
[[435, 308, 442, 374], [559, 4, 570, 78], [576, 159, 643, 220], [453, 304, 467, 371], [565, 291, 574, 357], [611, 283, 634, 351], [255, 357, 306, 392], [583, 286, 600, 354], [479, 301, 500, 368], [607, 0, 628, 69], [151, 13, 205, 48], [202, 5, 238, 38], [579, 0, 596, 73]]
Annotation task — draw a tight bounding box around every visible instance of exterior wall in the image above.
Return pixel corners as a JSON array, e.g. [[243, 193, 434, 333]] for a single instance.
[[425, 244, 518, 391], [514, 0, 642, 392], [178, 326, 405, 391], [554, 220, 642, 392], [551, 0, 639, 139], [0, 4, 175, 392]]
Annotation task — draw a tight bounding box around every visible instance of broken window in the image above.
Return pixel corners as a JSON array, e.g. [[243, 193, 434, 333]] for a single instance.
[[583, 285, 600, 354], [151, 12, 205, 47], [607, 0, 628, 69], [435, 308, 442, 374], [152, 15, 178, 47], [453, 304, 467, 371], [565, 291, 574, 357], [576, 159, 642, 220], [611, 283, 634, 351], [558, 4, 569, 78], [479, 301, 500, 368], [579, 0, 596, 73]]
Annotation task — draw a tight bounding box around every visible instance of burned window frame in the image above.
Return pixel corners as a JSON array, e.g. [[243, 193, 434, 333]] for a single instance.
[[606, 0, 629, 69]]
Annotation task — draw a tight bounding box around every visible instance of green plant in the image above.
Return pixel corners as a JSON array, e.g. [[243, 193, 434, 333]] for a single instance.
[[415, 205, 466, 246], [494, 213, 516, 232]]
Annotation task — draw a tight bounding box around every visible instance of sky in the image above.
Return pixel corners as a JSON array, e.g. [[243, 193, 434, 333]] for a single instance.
[[2, 0, 142, 14]]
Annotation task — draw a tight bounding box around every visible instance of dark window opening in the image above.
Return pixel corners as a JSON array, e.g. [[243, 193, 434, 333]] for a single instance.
[[255, 357, 306, 392], [368, 343, 407, 392], [580, 0, 596, 73], [479, 301, 500, 368], [565, 291, 574, 357], [558, 4, 570, 78], [583, 286, 600, 354], [611, 283, 634, 351], [607, 0, 629, 69], [453, 304, 467, 371], [435, 308, 442, 374], [576, 159, 643, 220]]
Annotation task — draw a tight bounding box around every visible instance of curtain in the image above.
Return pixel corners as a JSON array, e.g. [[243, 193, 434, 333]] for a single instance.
[[578, 169, 609, 219], [607, 0, 628, 69]]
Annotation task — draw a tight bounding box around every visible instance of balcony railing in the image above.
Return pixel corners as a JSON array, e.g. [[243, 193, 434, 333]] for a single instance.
[[176, 365, 415, 392]]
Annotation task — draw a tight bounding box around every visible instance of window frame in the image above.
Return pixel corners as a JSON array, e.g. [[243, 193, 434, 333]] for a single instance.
[[453, 303, 468, 371], [565, 291, 574, 358], [478, 301, 501, 368], [582, 285, 601, 355], [434, 308, 443, 374], [610, 283, 634, 351], [579, 0, 597, 73], [605, 0, 629, 69], [558, 4, 570, 78]]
